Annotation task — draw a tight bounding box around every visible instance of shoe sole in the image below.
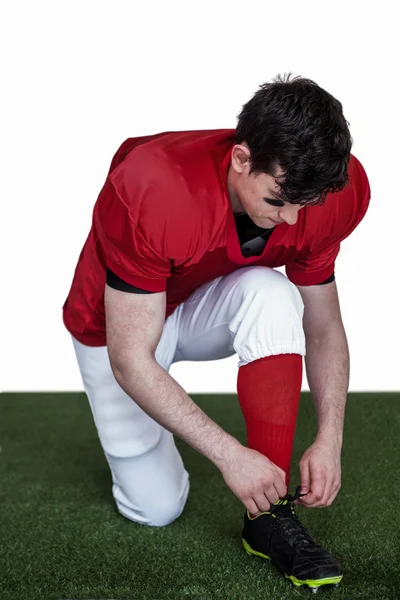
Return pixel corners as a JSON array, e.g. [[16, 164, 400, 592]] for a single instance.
[[242, 538, 343, 591]]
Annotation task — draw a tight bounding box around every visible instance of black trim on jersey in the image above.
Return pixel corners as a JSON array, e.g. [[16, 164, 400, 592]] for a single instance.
[[235, 212, 275, 245], [106, 268, 156, 294], [106, 266, 335, 295], [316, 272, 335, 285]]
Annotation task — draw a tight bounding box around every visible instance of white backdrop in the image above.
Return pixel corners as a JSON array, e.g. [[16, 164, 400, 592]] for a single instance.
[[2, 1, 399, 392]]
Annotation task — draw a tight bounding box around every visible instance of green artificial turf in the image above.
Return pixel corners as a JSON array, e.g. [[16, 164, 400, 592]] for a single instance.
[[1, 392, 400, 600]]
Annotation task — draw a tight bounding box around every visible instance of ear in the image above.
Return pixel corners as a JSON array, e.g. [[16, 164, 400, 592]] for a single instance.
[[231, 143, 251, 175]]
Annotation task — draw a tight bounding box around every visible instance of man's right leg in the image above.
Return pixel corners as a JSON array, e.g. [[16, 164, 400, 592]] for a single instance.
[[71, 309, 189, 528]]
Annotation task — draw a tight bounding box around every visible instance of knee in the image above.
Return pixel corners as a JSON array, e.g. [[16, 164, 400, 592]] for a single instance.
[[144, 499, 187, 527], [229, 267, 306, 363], [115, 482, 189, 528], [234, 266, 304, 319]]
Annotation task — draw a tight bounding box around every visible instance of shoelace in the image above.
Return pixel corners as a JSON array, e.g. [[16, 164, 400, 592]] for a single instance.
[[273, 486, 317, 549]]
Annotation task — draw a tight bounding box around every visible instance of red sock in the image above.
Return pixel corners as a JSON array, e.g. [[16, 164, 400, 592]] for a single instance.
[[237, 354, 302, 490]]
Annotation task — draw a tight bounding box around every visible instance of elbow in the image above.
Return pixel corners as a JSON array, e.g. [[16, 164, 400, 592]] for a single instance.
[[108, 350, 155, 384], [305, 322, 348, 348]]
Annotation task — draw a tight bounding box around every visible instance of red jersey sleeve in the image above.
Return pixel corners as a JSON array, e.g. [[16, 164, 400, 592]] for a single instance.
[[286, 242, 341, 286], [286, 154, 371, 286], [93, 177, 172, 293], [93, 145, 202, 292]]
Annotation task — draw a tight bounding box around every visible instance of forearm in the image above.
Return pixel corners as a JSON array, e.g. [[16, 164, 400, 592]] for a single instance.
[[305, 325, 350, 446], [113, 359, 240, 469]]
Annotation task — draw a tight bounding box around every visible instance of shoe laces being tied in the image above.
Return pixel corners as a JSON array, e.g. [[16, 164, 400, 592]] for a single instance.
[[272, 486, 317, 549]]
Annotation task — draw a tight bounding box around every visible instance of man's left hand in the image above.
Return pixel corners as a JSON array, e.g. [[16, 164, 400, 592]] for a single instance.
[[294, 437, 342, 508]]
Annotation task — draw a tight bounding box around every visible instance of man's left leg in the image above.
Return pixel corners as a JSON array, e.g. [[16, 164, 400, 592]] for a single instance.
[[174, 265, 305, 487], [174, 265, 342, 593]]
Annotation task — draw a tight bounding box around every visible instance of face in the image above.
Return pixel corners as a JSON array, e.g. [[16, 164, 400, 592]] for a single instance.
[[227, 143, 306, 228]]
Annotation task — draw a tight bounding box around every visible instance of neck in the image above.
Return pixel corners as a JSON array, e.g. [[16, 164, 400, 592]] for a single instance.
[[227, 165, 246, 214]]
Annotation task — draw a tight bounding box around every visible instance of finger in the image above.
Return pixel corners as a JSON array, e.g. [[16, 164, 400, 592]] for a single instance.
[[320, 475, 336, 507], [267, 486, 282, 506], [253, 493, 272, 514], [301, 469, 326, 507], [266, 463, 287, 499], [274, 474, 287, 499], [299, 459, 311, 497], [307, 474, 332, 508], [320, 472, 341, 507], [246, 498, 261, 517], [326, 482, 341, 507]]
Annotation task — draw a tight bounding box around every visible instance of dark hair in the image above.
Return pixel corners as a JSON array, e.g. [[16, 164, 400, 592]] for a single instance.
[[236, 73, 352, 205]]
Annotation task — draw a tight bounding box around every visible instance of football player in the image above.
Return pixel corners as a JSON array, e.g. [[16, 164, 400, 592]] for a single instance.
[[63, 73, 370, 593]]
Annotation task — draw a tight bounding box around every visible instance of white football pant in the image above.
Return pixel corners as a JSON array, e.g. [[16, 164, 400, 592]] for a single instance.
[[71, 266, 305, 527]]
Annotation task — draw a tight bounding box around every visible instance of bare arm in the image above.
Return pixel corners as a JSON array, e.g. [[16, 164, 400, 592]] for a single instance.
[[295, 280, 348, 507], [104, 284, 240, 469], [297, 280, 349, 447], [104, 283, 288, 512]]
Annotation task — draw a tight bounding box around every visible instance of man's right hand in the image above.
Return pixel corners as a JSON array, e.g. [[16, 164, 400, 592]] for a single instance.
[[219, 444, 287, 515]]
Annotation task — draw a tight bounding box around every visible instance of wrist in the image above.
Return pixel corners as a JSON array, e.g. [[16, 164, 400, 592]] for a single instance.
[[212, 435, 243, 471], [316, 427, 343, 449]]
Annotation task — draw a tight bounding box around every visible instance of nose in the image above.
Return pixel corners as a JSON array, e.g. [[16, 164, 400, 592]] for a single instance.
[[279, 204, 300, 226]]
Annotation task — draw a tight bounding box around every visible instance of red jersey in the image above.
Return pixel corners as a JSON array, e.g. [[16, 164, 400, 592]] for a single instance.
[[62, 129, 370, 346]]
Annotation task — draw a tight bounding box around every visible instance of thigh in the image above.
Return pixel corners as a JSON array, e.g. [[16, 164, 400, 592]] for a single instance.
[[109, 427, 189, 526], [173, 268, 248, 362], [71, 309, 189, 525], [174, 265, 304, 364], [71, 308, 182, 458]]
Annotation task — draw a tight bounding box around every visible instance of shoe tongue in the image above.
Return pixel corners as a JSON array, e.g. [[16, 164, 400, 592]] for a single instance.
[[271, 500, 315, 548], [272, 498, 293, 513], [275, 486, 304, 506], [271, 487, 304, 513]]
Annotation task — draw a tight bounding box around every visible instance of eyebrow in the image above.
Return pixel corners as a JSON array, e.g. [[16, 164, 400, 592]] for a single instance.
[[264, 197, 285, 207]]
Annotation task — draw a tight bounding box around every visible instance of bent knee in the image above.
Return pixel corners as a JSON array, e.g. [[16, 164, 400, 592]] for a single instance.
[[236, 266, 304, 311], [116, 489, 188, 528], [144, 500, 186, 527], [231, 266, 305, 328], [229, 267, 306, 363]]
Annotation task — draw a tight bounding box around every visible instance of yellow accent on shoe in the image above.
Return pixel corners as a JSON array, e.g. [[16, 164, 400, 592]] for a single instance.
[[243, 539, 343, 589], [246, 510, 275, 520], [242, 538, 270, 560], [285, 573, 343, 589], [246, 497, 289, 519]]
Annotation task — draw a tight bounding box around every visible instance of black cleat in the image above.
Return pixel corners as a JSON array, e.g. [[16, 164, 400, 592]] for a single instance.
[[242, 486, 343, 593]]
